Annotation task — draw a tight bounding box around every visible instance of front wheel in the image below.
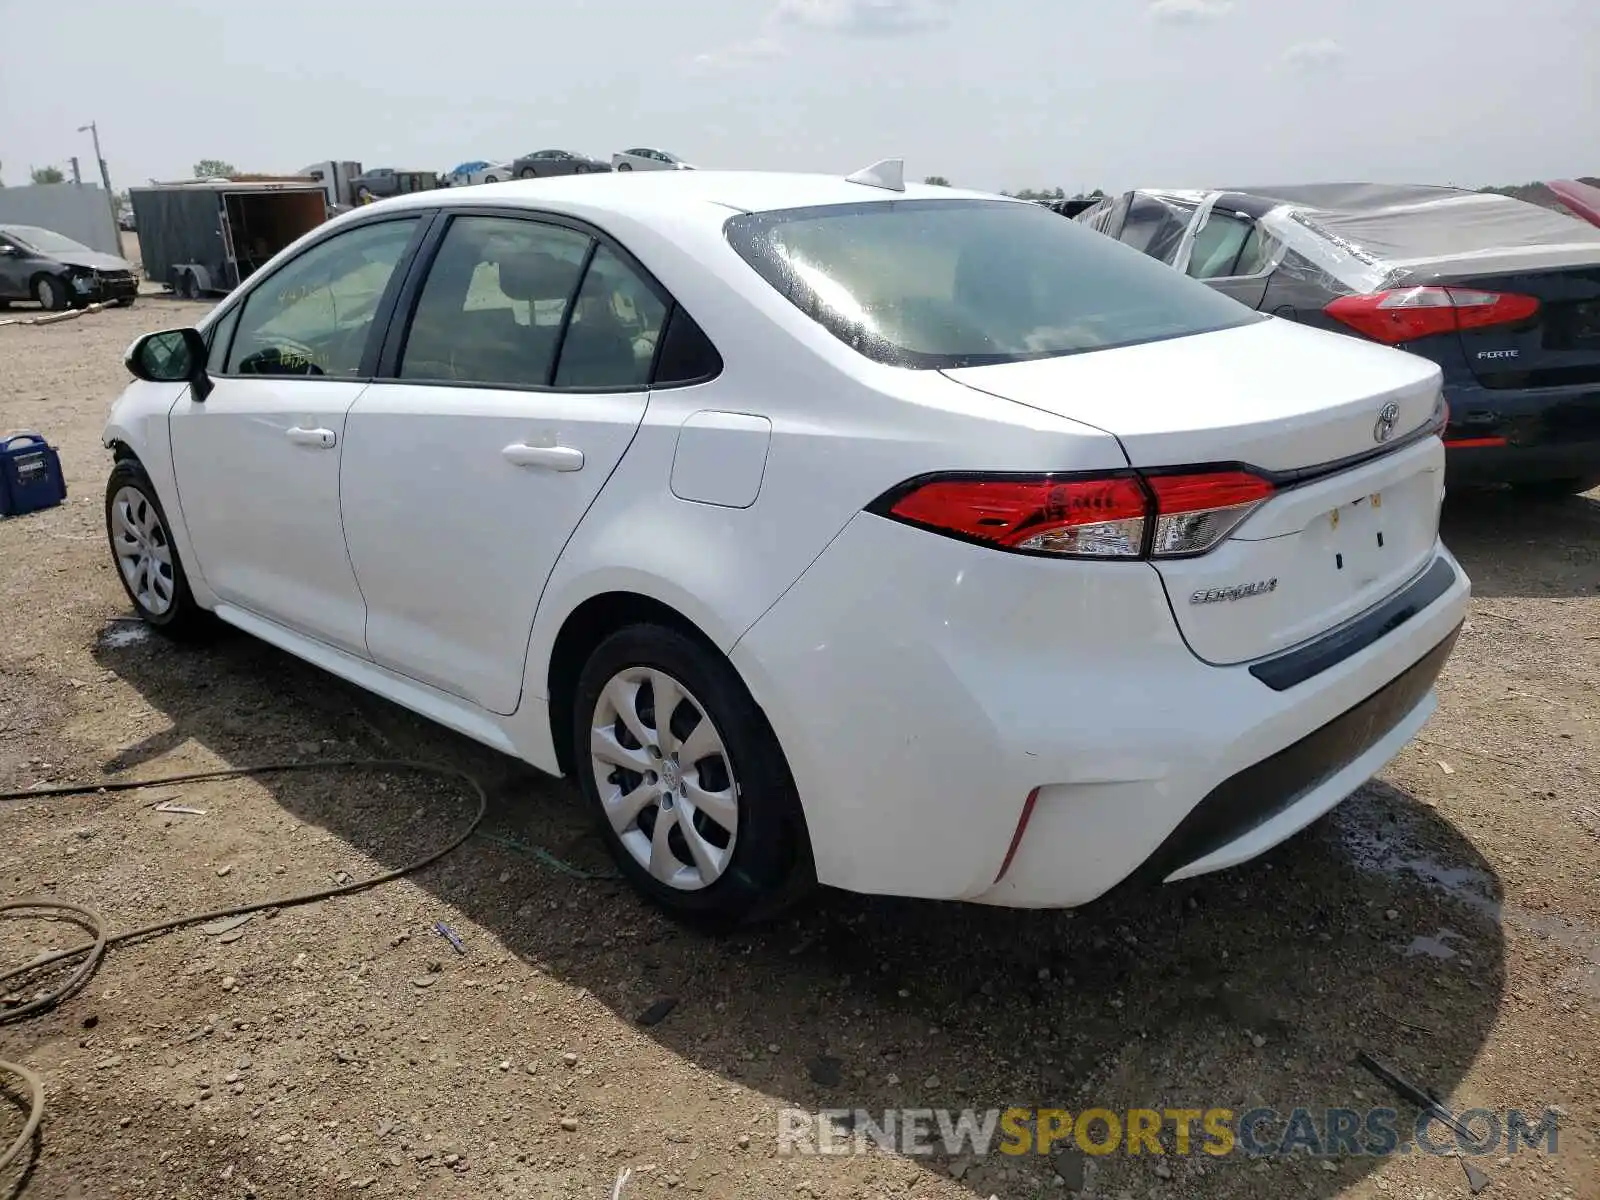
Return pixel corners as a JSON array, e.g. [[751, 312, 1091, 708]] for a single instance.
[[114, 296, 137, 308], [104, 459, 208, 638], [572, 624, 814, 928], [34, 274, 69, 311]]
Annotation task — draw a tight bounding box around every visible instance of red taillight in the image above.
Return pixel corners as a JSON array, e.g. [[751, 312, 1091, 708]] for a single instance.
[[887, 475, 1148, 557], [1325, 286, 1540, 345], [879, 468, 1274, 560], [1145, 470, 1276, 558]]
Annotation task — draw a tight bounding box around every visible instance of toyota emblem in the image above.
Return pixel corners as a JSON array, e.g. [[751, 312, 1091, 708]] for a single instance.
[[1373, 401, 1400, 443]]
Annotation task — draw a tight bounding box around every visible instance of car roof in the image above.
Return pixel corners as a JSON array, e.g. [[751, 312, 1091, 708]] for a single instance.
[[378, 169, 1011, 226]]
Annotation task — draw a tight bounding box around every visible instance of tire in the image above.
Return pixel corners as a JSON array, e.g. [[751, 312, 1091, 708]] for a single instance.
[[34, 274, 69, 311], [114, 296, 137, 308], [518, 167, 536, 179], [483, 175, 500, 184], [616, 162, 632, 172], [104, 459, 209, 639], [179, 272, 201, 301], [1512, 476, 1600, 499], [572, 624, 814, 928]]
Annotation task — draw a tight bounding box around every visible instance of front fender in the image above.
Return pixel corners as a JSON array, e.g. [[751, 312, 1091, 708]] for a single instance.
[[102, 380, 217, 608]]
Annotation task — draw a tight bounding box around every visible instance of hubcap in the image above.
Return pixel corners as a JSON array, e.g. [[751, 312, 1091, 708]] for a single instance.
[[110, 485, 176, 616], [589, 667, 739, 891]]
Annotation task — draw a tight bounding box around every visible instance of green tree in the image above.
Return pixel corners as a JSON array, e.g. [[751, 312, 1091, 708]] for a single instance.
[[923, 175, 951, 186], [193, 159, 237, 179], [30, 165, 66, 185]]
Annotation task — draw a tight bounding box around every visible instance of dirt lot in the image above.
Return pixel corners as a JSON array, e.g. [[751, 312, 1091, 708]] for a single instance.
[[1, 304, 1597, 1200]]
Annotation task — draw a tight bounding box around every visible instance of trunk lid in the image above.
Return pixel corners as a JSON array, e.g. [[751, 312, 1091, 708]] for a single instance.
[[943, 316, 1447, 665], [1427, 261, 1600, 393]]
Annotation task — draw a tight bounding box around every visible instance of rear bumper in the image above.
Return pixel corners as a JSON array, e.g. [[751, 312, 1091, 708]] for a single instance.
[[731, 512, 1471, 908], [1117, 620, 1459, 890], [1446, 439, 1600, 486], [1443, 378, 1600, 485]]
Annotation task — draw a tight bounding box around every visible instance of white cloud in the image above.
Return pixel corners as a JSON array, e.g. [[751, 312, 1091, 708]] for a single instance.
[[1146, 0, 1236, 24], [1282, 38, 1346, 69], [775, 0, 957, 37], [686, 36, 788, 73]]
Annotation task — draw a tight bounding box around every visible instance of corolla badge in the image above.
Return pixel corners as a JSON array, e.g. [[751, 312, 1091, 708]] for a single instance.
[[1190, 579, 1278, 605], [1373, 401, 1400, 443]]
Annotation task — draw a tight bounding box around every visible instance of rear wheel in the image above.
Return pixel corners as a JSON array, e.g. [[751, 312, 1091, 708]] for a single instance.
[[518, 167, 536, 179], [572, 624, 813, 928], [104, 459, 208, 638], [1512, 475, 1600, 499], [616, 162, 632, 172], [33, 274, 68, 311], [114, 296, 137, 308]]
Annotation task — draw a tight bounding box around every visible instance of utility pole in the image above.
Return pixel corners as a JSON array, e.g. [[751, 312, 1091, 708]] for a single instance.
[[69, 156, 82, 185], [77, 121, 119, 233]]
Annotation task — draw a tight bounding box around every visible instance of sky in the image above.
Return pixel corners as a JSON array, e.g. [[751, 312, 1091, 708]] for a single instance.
[[1, 0, 1595, 196]]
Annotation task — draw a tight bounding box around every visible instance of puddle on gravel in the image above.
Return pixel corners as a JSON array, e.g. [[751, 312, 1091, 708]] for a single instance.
[[1335, 790, 1600, 999], [98, 621, 150, 649], [1405, 928, 1464, 960]]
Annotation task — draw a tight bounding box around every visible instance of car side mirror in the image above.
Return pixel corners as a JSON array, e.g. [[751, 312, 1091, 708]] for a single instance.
[[125, 327, 212, 401]]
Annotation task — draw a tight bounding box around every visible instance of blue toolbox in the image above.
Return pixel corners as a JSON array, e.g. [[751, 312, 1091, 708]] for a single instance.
[[0, 432, 68, 518]]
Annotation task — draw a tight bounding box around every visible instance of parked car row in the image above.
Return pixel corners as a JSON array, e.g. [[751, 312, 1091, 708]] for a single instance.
[[438, 148, 697, 187], [1069, 183, 1600, 495]]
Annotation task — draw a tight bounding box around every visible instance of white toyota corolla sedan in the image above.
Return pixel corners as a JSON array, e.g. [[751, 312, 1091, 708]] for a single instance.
[[102, 165, 1470, 925]]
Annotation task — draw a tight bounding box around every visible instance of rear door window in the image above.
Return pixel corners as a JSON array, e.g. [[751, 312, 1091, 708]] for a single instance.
[[725, 198, 1259, 370], [553, 245, 668, 389], [398, 216, 592, 387], [1186, 211, 1255, 279]]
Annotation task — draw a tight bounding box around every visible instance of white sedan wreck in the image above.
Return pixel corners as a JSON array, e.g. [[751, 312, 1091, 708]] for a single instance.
[[102, 164, 1469, 924]]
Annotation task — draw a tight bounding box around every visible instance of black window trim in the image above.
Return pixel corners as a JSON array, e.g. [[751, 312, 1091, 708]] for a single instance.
[[372, 203, 721, 395], [205, 210, 437, 382]]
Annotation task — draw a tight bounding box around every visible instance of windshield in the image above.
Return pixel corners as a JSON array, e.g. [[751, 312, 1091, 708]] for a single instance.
[[724, 198, 1262, 369], [3, 225, 93, 256]]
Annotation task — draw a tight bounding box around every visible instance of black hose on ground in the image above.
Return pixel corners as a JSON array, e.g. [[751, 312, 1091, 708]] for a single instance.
[[0, 759, 489, 1175]]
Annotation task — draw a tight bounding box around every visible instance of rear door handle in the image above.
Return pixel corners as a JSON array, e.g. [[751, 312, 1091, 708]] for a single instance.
[[286, 426, 336, 449], [502, 442, 584, 471]]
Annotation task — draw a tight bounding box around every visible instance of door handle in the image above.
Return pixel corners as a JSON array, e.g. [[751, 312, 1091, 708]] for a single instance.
[[502, 442, 584, 471], [286, 426, 336, 449]]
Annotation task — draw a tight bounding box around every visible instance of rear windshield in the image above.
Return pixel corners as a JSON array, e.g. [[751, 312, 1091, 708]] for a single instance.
[[725, 198, 1260, 369]]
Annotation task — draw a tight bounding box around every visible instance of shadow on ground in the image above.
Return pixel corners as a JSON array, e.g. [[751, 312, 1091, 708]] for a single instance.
[[1442, 488, 1600, 599], [85, 621, 1507, 1197]]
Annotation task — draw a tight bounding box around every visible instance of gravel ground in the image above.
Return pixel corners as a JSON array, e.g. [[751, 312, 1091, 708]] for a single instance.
[[1, 305, 1597, 1200]]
